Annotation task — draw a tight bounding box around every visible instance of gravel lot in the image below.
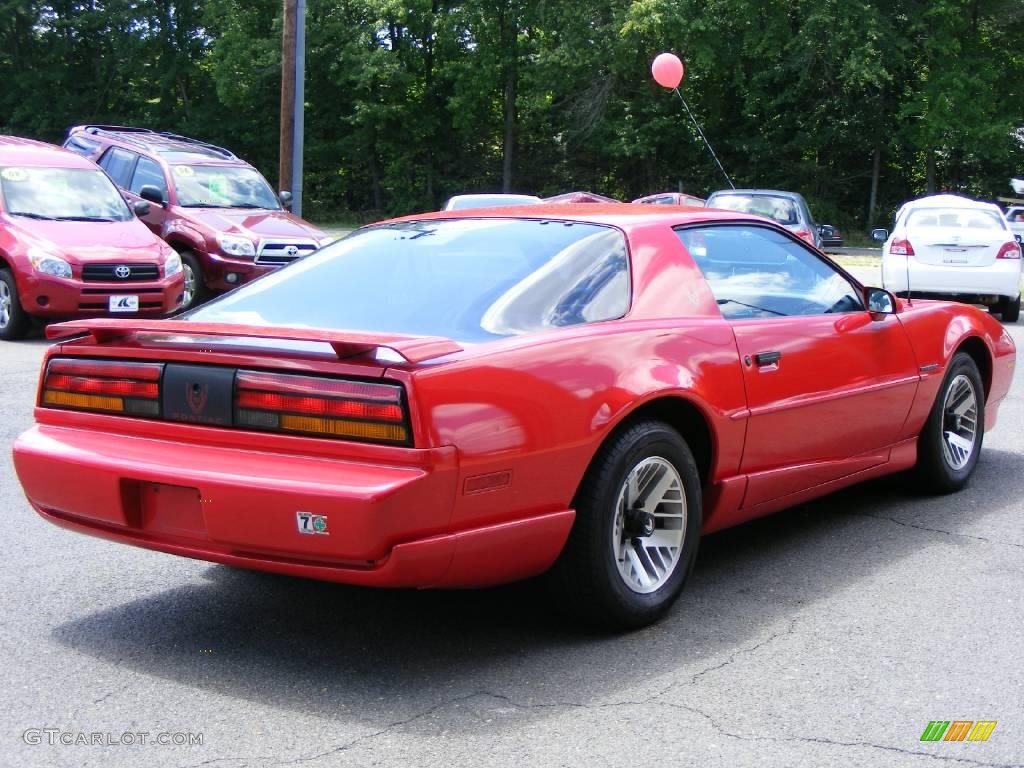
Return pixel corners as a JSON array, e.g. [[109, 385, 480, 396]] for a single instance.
[[1, 324, 1021, 768]]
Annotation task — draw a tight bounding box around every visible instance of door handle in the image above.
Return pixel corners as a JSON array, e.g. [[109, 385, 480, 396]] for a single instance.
[[753, 351, 781, 366]]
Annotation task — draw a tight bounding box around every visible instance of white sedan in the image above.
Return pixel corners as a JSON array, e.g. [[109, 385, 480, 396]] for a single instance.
[[874, 194, 1022, 322]]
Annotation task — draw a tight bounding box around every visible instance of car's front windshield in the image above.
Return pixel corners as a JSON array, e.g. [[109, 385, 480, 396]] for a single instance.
[[709, 194, 799, 225], [187, 218, 631, 343], [172, 165, 281, 210], [0, 166, 132, 221]]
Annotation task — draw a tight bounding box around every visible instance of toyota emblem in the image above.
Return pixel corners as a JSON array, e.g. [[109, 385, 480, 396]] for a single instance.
[[285, 245, 299, 257], [114, 265, 131, 279]]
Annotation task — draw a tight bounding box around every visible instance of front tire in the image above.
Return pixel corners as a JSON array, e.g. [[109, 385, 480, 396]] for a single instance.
[[914, 353, 985, 493], [0, 269, 30, 340], [549, 420, 702, 629], [178, 250, 211, 311]]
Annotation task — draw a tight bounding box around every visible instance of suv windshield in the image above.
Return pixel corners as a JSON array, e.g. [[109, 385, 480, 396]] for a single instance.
[[172, 165, 280, 209], [187, 218, 630, 343], [709, 194, 798, 225], [0, 166, 132, 221]]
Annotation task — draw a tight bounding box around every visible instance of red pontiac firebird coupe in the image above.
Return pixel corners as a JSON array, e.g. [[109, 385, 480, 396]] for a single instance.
[[13, 206, 1016, 627]]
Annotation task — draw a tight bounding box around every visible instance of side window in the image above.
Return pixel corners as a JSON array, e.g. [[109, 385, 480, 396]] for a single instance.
[[676, 225, 864, 319], [129, 156, 168, 199], [654, 196, 676, 205], [63, 136, 100, 157], [98, 148, 138, 189]]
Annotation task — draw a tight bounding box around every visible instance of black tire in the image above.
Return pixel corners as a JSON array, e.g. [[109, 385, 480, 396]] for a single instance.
[[548, 420, 702, 629], [178, 250, 211, 311], [1001, 294, 1020, 323], [0, 269, 30, 341], [914, 352, 985, 493]]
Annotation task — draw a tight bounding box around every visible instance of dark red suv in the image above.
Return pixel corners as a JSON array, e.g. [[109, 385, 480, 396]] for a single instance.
[[64, 126, 329, 310]]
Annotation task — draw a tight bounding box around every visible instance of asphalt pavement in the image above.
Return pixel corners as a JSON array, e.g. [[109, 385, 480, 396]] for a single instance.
[[1, 324, 1022, 768]]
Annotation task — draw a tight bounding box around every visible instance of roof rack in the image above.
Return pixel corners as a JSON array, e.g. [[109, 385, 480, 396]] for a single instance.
[[157, 132, 236, 160], [74, 126, 237, 160]]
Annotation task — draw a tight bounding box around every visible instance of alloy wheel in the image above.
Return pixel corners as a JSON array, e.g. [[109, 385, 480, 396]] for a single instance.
[[0, 280, 11, 329], [942, 374, 978, 471], [612, 456, 687, 594]]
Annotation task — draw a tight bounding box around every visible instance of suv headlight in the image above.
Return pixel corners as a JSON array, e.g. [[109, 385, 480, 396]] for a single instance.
[[164, 251, 182, 277], [28, 250, 72, 279], [217, 235, 256, 258]]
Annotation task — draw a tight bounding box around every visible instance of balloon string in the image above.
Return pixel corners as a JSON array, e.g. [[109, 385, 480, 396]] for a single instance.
[[673, 88, 735, 190]]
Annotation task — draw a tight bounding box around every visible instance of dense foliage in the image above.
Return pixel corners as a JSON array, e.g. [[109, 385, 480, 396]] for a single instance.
[[2, 1, 1022, 229]]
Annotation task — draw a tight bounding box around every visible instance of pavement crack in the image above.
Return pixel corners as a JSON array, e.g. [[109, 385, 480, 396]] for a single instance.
[[686, 618, 799, 686], [848, 511, 1023, 550]]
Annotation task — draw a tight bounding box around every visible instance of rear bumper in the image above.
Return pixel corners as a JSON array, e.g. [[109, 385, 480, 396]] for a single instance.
[[883, 257, 1022, 299], [19, 272, 184, 318], [13, 423, 574, 588]]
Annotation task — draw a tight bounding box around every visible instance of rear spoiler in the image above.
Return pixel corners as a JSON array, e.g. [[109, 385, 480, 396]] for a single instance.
[[45, 319, 464, 364]]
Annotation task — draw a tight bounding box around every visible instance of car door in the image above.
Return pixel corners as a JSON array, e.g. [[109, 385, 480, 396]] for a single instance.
[[677, 224, 920, 508]]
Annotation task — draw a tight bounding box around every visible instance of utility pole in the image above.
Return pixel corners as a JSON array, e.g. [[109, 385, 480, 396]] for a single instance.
[[278, 0, 296, 200], [291, 0, 306, 216]]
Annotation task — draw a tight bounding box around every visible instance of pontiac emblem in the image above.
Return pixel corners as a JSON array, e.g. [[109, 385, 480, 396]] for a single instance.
[[285, 245, 299, 257], [186, 382, 208, 415], [114, 265, 132, 279]]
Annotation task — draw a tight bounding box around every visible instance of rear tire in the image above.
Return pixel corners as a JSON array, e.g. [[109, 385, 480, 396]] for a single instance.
[[914, 353, 984, 493], [548, 420, 702, 629], [179, 250, 211, 311], [1001, 294, 1020, 323], [0, 269, 30, 341]]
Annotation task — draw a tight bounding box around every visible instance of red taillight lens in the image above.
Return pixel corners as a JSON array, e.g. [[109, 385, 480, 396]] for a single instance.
[[41, 358, 163, 415], [996, 241, 1022, 259], [890, 238, 915, 256], [794, 228, 813, 243], [235, 370, 409, 445]]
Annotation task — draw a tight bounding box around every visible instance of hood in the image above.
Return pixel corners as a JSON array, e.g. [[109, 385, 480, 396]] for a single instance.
[[181, 208, 327, 242], [5, 216, 169, 263]]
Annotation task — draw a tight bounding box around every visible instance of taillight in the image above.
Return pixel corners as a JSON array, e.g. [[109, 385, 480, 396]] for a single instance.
[[235, 370, 410, 445], [41, 358, 163, 416], [794, 228, 813, 243], [996, 241, 1022, 259], [890, 238, 915, 256]]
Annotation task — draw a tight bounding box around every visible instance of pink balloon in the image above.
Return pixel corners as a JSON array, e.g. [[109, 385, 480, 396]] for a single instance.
[[651, 53, 684, 89]]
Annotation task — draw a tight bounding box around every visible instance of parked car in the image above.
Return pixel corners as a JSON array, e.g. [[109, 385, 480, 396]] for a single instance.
[[632, 192, 706, 206], [0, 136, 183, 340], [818, 224, 844, 248], [1005, 205, 1024, 243], [14, 205, 1015, 628], [442, 193, 541, 210], [63, 125, 329, 310], [706, 189, 823, 248], [543, 191, 620, 204], [874, 194, 1022, 322]]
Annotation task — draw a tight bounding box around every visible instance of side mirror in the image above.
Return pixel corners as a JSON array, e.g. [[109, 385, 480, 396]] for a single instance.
[[865, 287, 897, 318], [279, 190, 293, 210], [132, 200, 151, 217], [870, 228, 889, 242], [139, 185, 165, 206], [1015, 234, 1022, 244]]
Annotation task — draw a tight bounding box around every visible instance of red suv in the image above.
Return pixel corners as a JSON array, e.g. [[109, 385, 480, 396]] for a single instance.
[[0, 137, 184, 340], [64, 126, 329, 309]]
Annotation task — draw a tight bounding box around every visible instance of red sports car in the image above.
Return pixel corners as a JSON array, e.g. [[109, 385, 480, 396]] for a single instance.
[[13, 206, 1016, 628]]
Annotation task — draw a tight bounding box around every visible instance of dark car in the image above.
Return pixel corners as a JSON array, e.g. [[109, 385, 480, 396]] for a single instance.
[[819, 224, 844, 248], [706, 189, 822, 249], [63, 126, 330, 310]]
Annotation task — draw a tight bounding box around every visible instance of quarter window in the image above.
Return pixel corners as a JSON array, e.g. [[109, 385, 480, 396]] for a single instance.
[[676, 225, 863, 319]]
